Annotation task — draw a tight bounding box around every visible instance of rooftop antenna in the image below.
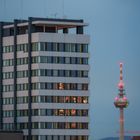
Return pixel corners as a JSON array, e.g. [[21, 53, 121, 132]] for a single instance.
[[20, 0, 23, 20], [62, 0, 67, 19], [43, 0, 47, 18]]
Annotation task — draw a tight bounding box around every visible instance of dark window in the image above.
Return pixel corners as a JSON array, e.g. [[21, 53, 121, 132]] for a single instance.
[[46, 42, 52, 51], [71, 57, 76, 64], [47, 122, 52, 129], [58, 43, 64, 52], [47, 56, 52, 63], [52, 43, 57, 51], [71, 71, 77, 77], [47, 109, 52, 116], [59, 70, 65, 77], [58, 57, 65, 64], [45, 70, 52, 76]]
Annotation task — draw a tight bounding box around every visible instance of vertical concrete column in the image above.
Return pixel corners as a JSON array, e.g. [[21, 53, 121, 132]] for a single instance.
[[13, 19, 18, 130], [28, 17, 32, 140], [0, 22, 3, 130]]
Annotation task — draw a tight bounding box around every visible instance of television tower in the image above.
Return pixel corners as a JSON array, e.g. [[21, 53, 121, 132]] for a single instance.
[[114, 63, 129, 140]]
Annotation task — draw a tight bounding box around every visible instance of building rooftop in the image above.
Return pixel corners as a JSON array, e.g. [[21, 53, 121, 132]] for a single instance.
[[1, 17, 88, 29], [0, 17, 88, 36]]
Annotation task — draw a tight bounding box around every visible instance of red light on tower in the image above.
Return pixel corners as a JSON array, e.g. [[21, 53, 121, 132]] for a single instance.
[[114, 63, 129, 140]]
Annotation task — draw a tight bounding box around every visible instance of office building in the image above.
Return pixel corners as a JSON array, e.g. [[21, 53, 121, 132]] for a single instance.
[[0, 17, 90, 140]]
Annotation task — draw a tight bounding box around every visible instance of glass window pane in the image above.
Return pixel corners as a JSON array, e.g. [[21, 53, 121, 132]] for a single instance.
[[52, 43, 57, 51], [53, 70, 58, 76], [65, 57, 70, 64], [46, 42, 52, 51], [58, 43, 64, 52]]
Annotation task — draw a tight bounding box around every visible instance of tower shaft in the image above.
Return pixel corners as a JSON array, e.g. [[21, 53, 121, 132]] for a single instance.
[[120, 108, 124, 140]]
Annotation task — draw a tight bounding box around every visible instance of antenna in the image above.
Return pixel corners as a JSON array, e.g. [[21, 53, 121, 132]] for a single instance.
[[20, 0, 23, 20], [62, 0, 67, 19]]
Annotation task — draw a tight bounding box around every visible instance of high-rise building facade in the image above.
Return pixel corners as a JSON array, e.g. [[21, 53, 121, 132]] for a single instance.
[[0, 17, 90, 140]]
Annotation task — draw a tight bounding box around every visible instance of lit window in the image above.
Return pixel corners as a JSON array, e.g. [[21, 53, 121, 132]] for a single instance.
[[71, 109, 76, 116], [77, 97, 82, 103], [65, 110, 70, 116], [83, 97, 88, 104], [71, 123, 76, 129], [59, 83, 64, 90], [71, 97, 77, 103], [65, 97, 70, 103], [59, 109, 64, 116]]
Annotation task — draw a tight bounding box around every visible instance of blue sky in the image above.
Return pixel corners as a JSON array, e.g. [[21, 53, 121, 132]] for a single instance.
[[0, 0, 140, 139]]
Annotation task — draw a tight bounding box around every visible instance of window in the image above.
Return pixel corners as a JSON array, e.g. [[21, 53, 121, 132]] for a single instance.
[[40, 69, 45, 76], [65, 44, 70, 52], [46, 83, 52, 89], [65, 70, 70, 77], [40, 42, 45, 51], [82, 110, 88, 116], [71, 70, 77, 77], [77, 58, 83, 64], [65, 97, 70, 103], [71, 97, 77, 103], [40, 136, 46, 140], [82, 44, 88, 53], [58, 43, 64, 52], [83, 58, 88, 64], [47, 56, 52, 63], [52, 57, 58, 63], [83, 71, 88, 77], [59, 70, 65, 77], [32, 109, 39, 116], [58, 109, 64, 116], [58, 83, 64, 90], [47, 122, 53, 129], [52, 43, 57, 51], [40, 109, 46, 116], [32, 122, 38, 129], [32, 43, 39, 51], [71, 109, 76, 116], [53, 136, 59, 140], [65, 109, 70, 116], [82, 84, 88, 90], [77, 97, 82, 103], [71, 44, 76, 52], [77, 44, 82, 52], [71, 123, 76, 129], [77, 84, 82, 90], [47, 136, 52, 140], [65, 57, 70, 64], [82, 97, 88, 103], [58, 122, 65, 129], [46, 69, 52, 76], [46, 96, 52, 103], [32, 96, 38, 103], [47, 109, 52, 116], [58, 57, 65, 64], [53, 70, 58, 76], [71, 57, 76, 64], [58, 96, 64, 103], [70, 83, 77, 90], [46, 42, 52, 51]]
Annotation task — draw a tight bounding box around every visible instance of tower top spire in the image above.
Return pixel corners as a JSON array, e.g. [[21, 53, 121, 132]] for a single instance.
[[118, 62, 124, 90]]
